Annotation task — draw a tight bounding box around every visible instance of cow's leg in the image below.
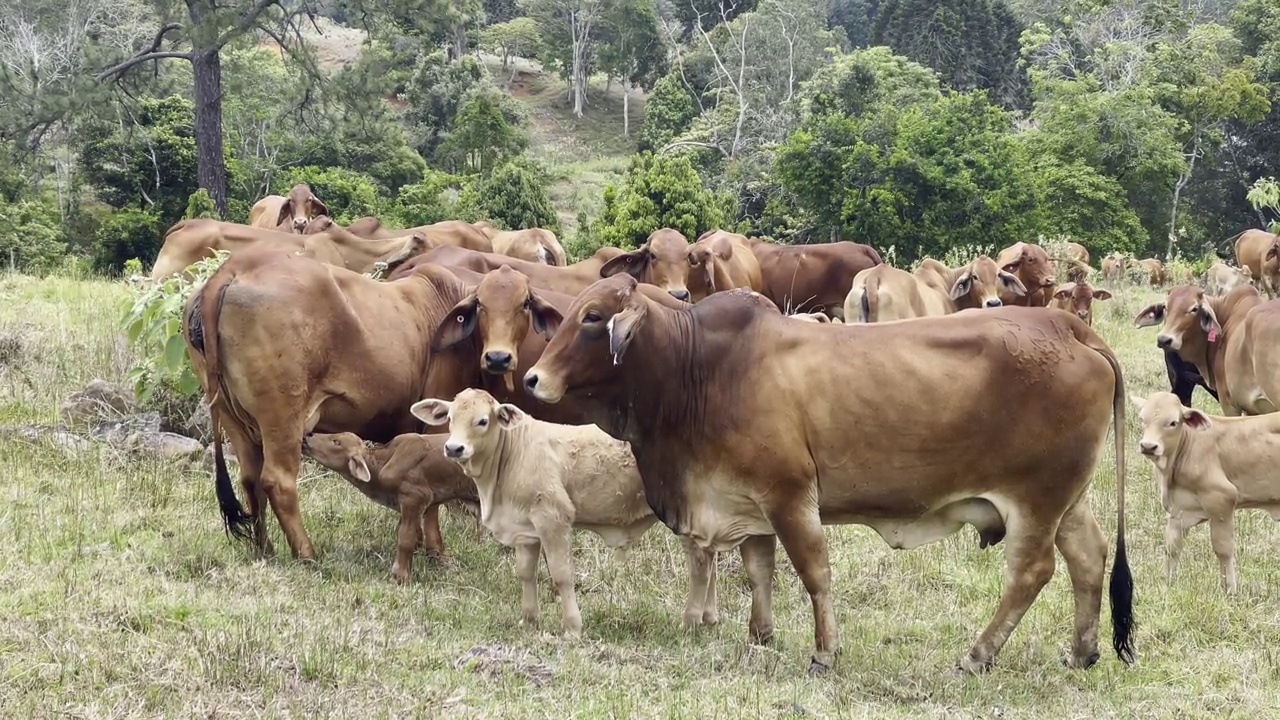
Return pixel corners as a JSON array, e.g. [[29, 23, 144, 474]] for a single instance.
[[514, 542, 541, 627], [678, 538, 716, 630], [703, 550, 719, 625], [1054, 499, 1106, 669], [960, 511, 1058, 674], [259, 433, 316, 561], [1209, 515, 1238, 594], [739, 534, 776, 645], [391, 499, 425, 584], [1164, 514, 1191, 582], [537, 526, 582, 635], [420, 503, 446, 558], [770, 506, 836, 673], [222, 421, 271, 558]]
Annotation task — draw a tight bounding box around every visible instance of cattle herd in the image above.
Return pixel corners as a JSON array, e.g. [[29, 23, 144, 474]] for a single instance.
[[157, 183, 1280, 677]]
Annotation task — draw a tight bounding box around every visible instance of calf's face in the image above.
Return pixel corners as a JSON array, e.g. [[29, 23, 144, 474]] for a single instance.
[[431, 266, 563, 376], [411, 389, 527, 461], [1134, 286, 1220, 352], [952, 255, 1025, 309], [686, 233, 734, 301], [600, 229, 691, 301], [524, 274, 637, 404], [1131, 392, 1210, 459], [1052, 282, 1111, 325], [302, 431, 372, 482], [276, 183, 328, 232]]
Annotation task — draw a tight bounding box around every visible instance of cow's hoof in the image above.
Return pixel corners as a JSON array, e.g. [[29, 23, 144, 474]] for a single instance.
[[1064, 650, 1099, 670], [956, 652, 993, 675], [748, 623, 774, 646], [702, 609, 719, 627], [807, 657, 832, 676]]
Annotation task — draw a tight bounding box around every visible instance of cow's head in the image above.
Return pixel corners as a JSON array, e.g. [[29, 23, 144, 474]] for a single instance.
[[472, 220, 497, 239], [525, 274, 643, 404], [1240, 264, 1255, 285], [411, 388, 526, 462], [686, 231, 736, 301], [1130, 392, 1210, 460], [951, 255, 1026, 309], [995, 242, 1055, 305], [1052, 281, 1111, 325], [1134, 286, 1220, 351], [276, 183, 328, 232], [1266, 236, 1280, 263], [600, 228, 691, 301], [303, 215, 334, 235], [431, 265, 563, 377], [301, 431, 372, 483]]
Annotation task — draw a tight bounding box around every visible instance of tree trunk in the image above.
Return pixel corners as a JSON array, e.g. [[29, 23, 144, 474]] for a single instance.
[[451, 23, 467, 62], [622, 79, 630, 136], [569, 12, 590, 118], [191, 48, 229, 218], [1167, 143, 1199, 259]]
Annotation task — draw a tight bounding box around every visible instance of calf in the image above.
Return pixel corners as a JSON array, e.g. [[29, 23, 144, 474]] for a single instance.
[[1102, 253, 1129, 284], [1137, 258, 1166, 286], [996, 242, 1056, 306], [1131, 392, 1280, 593], [601, 228, 694, 301], [849, 256, 1023, 322], [411, 389, 718, 635], [1234, 229, 1280, 298], [1050, 281, 1112, 326], [1205, 262, 1253, 297], [302, 432, 479, 583]]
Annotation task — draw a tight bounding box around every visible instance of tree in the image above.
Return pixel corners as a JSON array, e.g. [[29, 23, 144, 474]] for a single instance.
[[595, 152, 730, 247], [404, 51, 486, 159], [1027, 157, 1147, 256], [482, 17, 540, 76], [523, 0, 605, 118], [828, 0, 873, 47], [638, 72, 701, 151], [94, 0, 321, 218], [598, 0, 667, 135], [437, 85, 529, 173], [459, 159, 561, 231]]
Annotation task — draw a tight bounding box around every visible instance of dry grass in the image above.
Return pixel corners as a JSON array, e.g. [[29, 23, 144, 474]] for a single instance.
[[3, 270, 1280, 718]]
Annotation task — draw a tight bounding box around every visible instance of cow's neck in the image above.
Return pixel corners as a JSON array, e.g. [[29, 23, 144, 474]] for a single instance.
[[616, 305, 706, 446], [1201, 292, 1260, 393], [460, 428, 524, 523]]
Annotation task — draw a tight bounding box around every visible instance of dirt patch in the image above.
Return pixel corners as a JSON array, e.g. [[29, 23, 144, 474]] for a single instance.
[[453, 645, 552, 687]]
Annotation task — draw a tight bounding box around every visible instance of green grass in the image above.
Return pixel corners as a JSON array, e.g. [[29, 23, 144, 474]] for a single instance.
[[4, 271, 1280, 718]]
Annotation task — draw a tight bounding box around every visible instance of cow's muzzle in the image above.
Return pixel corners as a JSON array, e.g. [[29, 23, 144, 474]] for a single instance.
[[984, 298, 1002, 308], [1156, 335, 1173, 349], [1139, 441, 1159, 456], [483, 350, 513, 373], [444, 442, 468, 459]]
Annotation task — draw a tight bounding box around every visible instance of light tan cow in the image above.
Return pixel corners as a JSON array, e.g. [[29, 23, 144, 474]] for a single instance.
[[411, 389, 718, 635], [846, 256, 1025, 322], [1137, 258, 1166, 286], [473, 222, 569, 266], [788, 312, 843, 324], [1051, 281, 1112, 326], [1205, 262, 1254, 297], [247, 184, 328, 233], [687, 230, 763, 301], [302, 431, 480, 583], [1131, 392, 1280, 593], [1101, 253, 1130, 284], [1234, 229, 1280, 298]]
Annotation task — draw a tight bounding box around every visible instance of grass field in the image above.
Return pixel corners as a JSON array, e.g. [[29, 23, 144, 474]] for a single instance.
[[3, 271, 1280, 719]]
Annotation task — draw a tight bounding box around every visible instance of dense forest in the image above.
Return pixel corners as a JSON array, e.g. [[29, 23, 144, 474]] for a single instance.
[[1, 0, 1278, 274]]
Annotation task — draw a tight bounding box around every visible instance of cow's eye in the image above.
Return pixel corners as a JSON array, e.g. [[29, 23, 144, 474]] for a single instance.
[[477, 417, 489, 428], [1168, 420, 1177, 427], [584, 311, 602, 323], [522, 297, 532, 310]]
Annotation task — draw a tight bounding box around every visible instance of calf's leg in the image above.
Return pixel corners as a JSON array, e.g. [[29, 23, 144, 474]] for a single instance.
[[740, 534, 776, 645], [419, 504, 445, 558], [391, 499, 425, 584], [1164, 514, 1192, 582], [1054, 499, 1106, 669], [536, 525, 582, 635], [514, 542, 541, 627], [1209, 515, 1238, 594]]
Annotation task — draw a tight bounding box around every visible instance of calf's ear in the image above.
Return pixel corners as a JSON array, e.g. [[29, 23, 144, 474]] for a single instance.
[[997, 270, 1028, 297], [495, 403, 528, 428], [1182, 408, 1211, 429], [600, 248, 650, 279], [528, 290, 563, 339], [1092, 289, 1112, 301], [1134, 303, 1165, 328], [607, 302, 648, 365], [309, 195, 328, 218], [1127, 394, 1148, 412], [432, 294, 479, 351], [949, 273, 973, 300], [410, 399, 451, 426], [1197, 304, 1222, 338], [348, 456, 372, 483], [275, 199, 294, 228], [1053, 283, 1076, 301]]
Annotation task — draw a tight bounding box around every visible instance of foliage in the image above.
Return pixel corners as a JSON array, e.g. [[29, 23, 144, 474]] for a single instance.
[[1247, 177, 1280, 231], [273, 167, 383, 224], [595, 153, 729, 248], [597, 0, 667, 91], [482, 17, 541, 66], [387, 170, 463, 228], [92, 209, 162, 274], [404, 51, 486, 160], [436, 85, 529, 174], [0, 197, 68, 273], [829, 0, 874, 47], [1027, 157, 1146, 256], [458, 159, 561, 231], [638, 73, 702, 152], [121, 251, 229, 404], [184, 189, 218, 220], [562, 210, 601, 262]]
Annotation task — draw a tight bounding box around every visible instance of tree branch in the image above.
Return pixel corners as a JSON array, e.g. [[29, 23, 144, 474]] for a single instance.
[[96, 22, 186, 81], [215, 0, 281, 50]]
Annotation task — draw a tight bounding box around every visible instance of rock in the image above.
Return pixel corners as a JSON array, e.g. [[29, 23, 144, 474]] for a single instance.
[[181, 403, 212, 443], [89, 411, 163, 445], [125, 431, 205, 461], [60, 379, 137, 428], [2, 425, 92, 452]]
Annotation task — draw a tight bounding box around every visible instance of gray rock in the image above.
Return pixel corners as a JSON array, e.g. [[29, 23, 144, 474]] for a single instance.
[[3, 425, 92, 452], [181, 403, 212, 443], [90, 411, 163, 445], [59, 379, 137, 427], [125, 431, 205, 461]]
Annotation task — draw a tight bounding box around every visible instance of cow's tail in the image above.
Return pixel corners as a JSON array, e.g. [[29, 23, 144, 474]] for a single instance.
[[860, 274, 879, 323], [191, 267, 254, 542], [1094, 342, 1134, 665]]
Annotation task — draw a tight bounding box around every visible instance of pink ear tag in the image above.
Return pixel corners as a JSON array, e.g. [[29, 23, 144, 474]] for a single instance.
[[1207, 328, 1219, 342]]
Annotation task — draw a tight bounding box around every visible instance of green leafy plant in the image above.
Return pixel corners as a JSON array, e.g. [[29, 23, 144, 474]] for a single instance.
[[92, 209, 163, 274], [1247, 177, 1280, 232], [122, 251, 230, 403]]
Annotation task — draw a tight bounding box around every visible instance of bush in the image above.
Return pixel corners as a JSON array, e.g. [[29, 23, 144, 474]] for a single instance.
[[563, 211, 603, 262], [273, 167, 383, 224], [388, 170, 463, 228], [638, 73, 701, 152], [0, 198, 67, 273], [1028, 157, 1146, 257], [184, 188, 218, 220], [595, 153, 730, 248], [405, 51, 486, 159], [437, 85, 529, 174], [92, 209, 162, 274], [457, 159, 560, 231]]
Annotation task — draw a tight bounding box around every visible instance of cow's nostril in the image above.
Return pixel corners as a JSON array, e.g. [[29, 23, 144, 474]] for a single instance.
[[1156, 336, 1173, 349], [671, 289, 690, 301], [524, 373, 539, 392], [984, 298, 1002, 308], [484, 351, 513, 370]]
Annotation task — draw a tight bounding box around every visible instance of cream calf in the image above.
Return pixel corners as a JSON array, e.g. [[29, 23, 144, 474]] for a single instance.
[[410, 388, 718, 635], [1131, 392, 1280, 593]]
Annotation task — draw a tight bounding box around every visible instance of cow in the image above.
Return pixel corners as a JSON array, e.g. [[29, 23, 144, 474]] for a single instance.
[[1101, 253, 1130, 284], [1137, 258, 1166, 286], [1135, 284, 1280, 416], [301, 431, 480, 583], [247, 184, 328, 233], [686, 230, 763, 301], [1205, 262, 1254, 297], [1131, 392, 1280, 594], [847, 256, 1024, 322], [1165, 349, 1219, 408], [1234, 229, 1279, 298], [473, 222, 569, 267], [353, 218, 494, 253], [1050, 281, 1112, 326], [788, 312, 842, 324], [996, 242, 1056, 306], [390, 245, 625, 297], [744, 237, 882, 319], [599, 228, 695, 301], [411, 389, 719, 635], [182, 250, 570, 561], [522, 274, 1134, 674], [150, 219, 430, 280]]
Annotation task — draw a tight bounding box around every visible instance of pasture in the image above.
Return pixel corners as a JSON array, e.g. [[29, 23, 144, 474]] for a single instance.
[[1, 271, 1279, 719]]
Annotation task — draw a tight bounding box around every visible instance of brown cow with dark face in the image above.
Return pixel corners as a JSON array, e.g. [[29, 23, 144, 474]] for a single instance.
[[247, 184, 329, 233], [390, 245, 625, 296], [745, 237, 883, 319], [1050, 281, 1112, 326], [523, 275, 1133, 675], [996, 242, 1056, 306], [600, 228, 695, 301]]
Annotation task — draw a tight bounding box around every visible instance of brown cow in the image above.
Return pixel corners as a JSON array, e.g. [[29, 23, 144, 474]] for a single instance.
[[847, 256, 1024, 322], [996, 242, 1056, 306], [301, 431, 480, 583], [151, 219, 430, 280], [247, 184, 329, 233], [357, 219, 493, 253], [1131, 392, 1280, 593], [1234, 229, 1280, 298], [523, 275, 1133, 674], [1205, 262, 1253, 297], [389, 245, 625, 297], [1051, 281, 1112, 326], [686, 230, 763, 301], [600, 229, 695, 301], [473, 222, 569, 267], [1136, 284, 1280, 417], [744, 238, 882, 319], [1101, 253, 1130, 284], [1137, 258, 1166, 286]]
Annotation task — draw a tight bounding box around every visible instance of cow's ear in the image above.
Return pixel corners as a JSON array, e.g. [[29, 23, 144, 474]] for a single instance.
[[1134, 303, 1165, 328], [998, 270, 1027, 297], [432, 294, 479, 351], [347, 455, 372, 483], [1198, 303, 1222, 338], [1053, 283, 1076, 301], [949, 273, 973, 300], [528, 289, 563, 340], [410, 398, 451, 426], [1128, 394, 1148, 412], [600, 248, 649, 279], [709, 234, 734, 260], [1182, 408, 1211, 429], [309, 195, 328, 218], [607, 302, 648, 365], [495, 403, 527, 428], [1092, 289, 1112, 301], [275, 199, 294, 228]]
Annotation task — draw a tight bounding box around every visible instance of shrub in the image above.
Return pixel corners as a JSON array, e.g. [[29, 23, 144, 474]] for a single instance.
[[0, 198, 67, 273], [595, 153, 728, 248], [92, 209, 162, 274], [1028, 158, 1146, 258], [458, 158, 560, 231], [638, 73, 701, 152], [437, 85, 529, 174], [388, 170, 463, 228], [273, 167, 383, 224], [563, 211, 603, 262], [184, 188, 218, 219]]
